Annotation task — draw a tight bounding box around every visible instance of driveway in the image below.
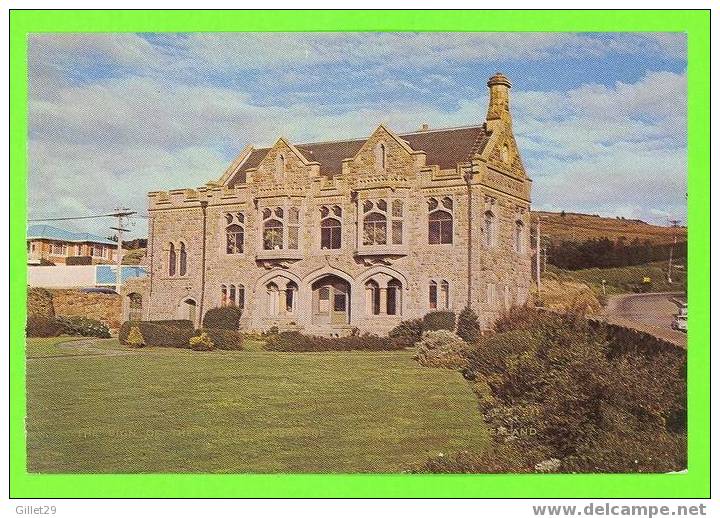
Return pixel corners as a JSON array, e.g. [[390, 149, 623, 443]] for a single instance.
[[601, 292, 687, 348]]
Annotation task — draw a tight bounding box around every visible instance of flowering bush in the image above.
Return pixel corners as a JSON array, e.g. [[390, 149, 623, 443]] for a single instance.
[[125, 326, 145, 348], [189, 331, 215, 351]]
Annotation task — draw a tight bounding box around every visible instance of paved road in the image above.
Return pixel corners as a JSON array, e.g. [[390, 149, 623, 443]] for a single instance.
[[602, 292, 687, 348]]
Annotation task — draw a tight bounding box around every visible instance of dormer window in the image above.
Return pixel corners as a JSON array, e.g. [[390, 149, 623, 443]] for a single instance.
[[502, 144, 510, 163]]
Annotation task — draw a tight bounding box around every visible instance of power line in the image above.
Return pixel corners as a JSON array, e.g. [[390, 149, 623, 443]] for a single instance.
[[28, 212, 128, 222]]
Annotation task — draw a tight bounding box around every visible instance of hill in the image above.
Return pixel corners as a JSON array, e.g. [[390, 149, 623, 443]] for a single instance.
[[532, 211, 686, 245]]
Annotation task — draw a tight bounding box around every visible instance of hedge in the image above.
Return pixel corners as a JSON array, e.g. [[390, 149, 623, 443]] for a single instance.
[[119, 320, 194, 348], [26, 316, 65, 337], [264, 331, 404, 352], [26, 315, 109, 338], [202, 306, 242, 330], [422, 311, 456, 332]]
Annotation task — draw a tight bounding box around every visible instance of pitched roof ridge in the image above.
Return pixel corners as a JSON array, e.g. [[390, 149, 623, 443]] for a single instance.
[[292, 123, 486, 148]]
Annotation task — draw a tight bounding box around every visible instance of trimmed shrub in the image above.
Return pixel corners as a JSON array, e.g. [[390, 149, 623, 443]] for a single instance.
[[194, 328, 243, 350], [189, 331, 215, 351], [118, 320, 194, 348], [414, 330, 470, 370], [264, 331, 403, 352], [26, 316, 65, 337], [56, 316, 111, 338], [388, 318, 424, 347], [202, 306, 242, 330], [423, 310, 456, 332], [456, 306, 481, 343], [126, 326, 145, 348]]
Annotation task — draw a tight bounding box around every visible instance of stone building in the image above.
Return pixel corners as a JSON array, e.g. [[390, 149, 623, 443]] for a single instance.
[[124, 73, 532, 335]]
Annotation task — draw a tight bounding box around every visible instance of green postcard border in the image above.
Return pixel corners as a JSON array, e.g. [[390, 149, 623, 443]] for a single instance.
[[9, 9, 710, 498]]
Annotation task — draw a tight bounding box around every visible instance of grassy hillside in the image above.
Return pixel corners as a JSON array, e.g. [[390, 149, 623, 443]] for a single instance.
[[533, 211, 686, 245], [545, 260, 687, 296]]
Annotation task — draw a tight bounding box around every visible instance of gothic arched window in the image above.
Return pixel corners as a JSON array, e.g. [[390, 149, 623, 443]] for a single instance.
[[225, 212, 244, 254], [168, 243, 176, 276], [363, 212, 387, 245], [428, 197, 453, 244], [179, 242, 187, 276], [320, 205, 342, 250], [515, 220, 525, 253], [484, 211, 496, 247]]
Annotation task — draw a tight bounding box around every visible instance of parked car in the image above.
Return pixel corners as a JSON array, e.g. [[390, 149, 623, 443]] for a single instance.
[[671, 303, 687, 332]]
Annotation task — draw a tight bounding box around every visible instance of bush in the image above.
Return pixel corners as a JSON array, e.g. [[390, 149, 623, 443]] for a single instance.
[[493, 305, 541, 333], [467, 314, 687, 473], [388, 318, 424, 347], [189, 331, 215, 351], [202, 306, 242, 330], [26, 316, 65, 337], [413, 330, 470, 370], [126, 326, 145, 348], [456, 306, 481, 343], [118, 320, 194, 348], [264, 331, 404, 352], [423, 310, 456, 332], [194, 328, 243, 350], [56, 316, 111, 338], [468, 329, 537, 377]]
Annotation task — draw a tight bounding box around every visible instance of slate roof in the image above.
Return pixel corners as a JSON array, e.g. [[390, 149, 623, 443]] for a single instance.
[[227, 124, 489, 186], [27, 224, 117, 245]]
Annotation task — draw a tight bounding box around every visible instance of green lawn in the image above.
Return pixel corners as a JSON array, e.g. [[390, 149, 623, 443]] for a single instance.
[[26, 338, 488, 473]]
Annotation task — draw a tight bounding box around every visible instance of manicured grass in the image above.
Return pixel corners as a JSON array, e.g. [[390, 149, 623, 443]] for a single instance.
[[26, 339, 488, 473], [25, 336, 100, 358]]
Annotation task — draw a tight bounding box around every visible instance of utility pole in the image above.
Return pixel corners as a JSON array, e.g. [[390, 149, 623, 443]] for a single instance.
[[110, 208, 136, 291], [535, 215, 542, 295], [667, 219, 681, 284]]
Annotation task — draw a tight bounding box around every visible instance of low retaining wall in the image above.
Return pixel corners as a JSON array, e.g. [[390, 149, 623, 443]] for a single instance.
[[27, 287, 122, 330]]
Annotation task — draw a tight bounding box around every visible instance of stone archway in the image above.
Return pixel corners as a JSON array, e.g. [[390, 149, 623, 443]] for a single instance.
[[310, 274, 351, 326]]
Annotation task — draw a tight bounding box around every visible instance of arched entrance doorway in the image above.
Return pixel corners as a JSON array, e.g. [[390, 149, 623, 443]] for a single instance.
[[311, 275, 350, 325], [180, 298, 197, 324]]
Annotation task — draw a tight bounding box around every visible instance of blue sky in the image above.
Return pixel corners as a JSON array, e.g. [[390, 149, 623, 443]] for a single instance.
[[28, 32, 687, 238]]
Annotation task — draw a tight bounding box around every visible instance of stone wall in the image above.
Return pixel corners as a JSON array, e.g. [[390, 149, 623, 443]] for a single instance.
[[27, 287, 55, 318], [27, 288, 123, 330]]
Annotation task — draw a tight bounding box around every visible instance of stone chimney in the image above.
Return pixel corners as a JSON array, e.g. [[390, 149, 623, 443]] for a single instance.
[[486, 72, 512, 125], [419, 123, 429, 131]]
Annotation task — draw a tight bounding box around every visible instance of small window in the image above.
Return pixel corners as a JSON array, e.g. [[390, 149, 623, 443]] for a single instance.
[[387, 279, 401, 316], [429, 211, 453, 245], [429, 280, 438, 310], [320, 209, 342, 250], [515, 220, 524, 253], [375, 142, 387, 170], [264, 219, 283, 250], [363, 212, 387, 245], [179, 242, 187, 276], [365, 280, 380, 315], [484, 211, 496, 247], [226, 223, 244, 254], [168, 243, 176, 276]]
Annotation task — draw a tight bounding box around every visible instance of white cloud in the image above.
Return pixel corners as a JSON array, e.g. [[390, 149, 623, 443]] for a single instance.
[[27, 35, 687, 235]]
